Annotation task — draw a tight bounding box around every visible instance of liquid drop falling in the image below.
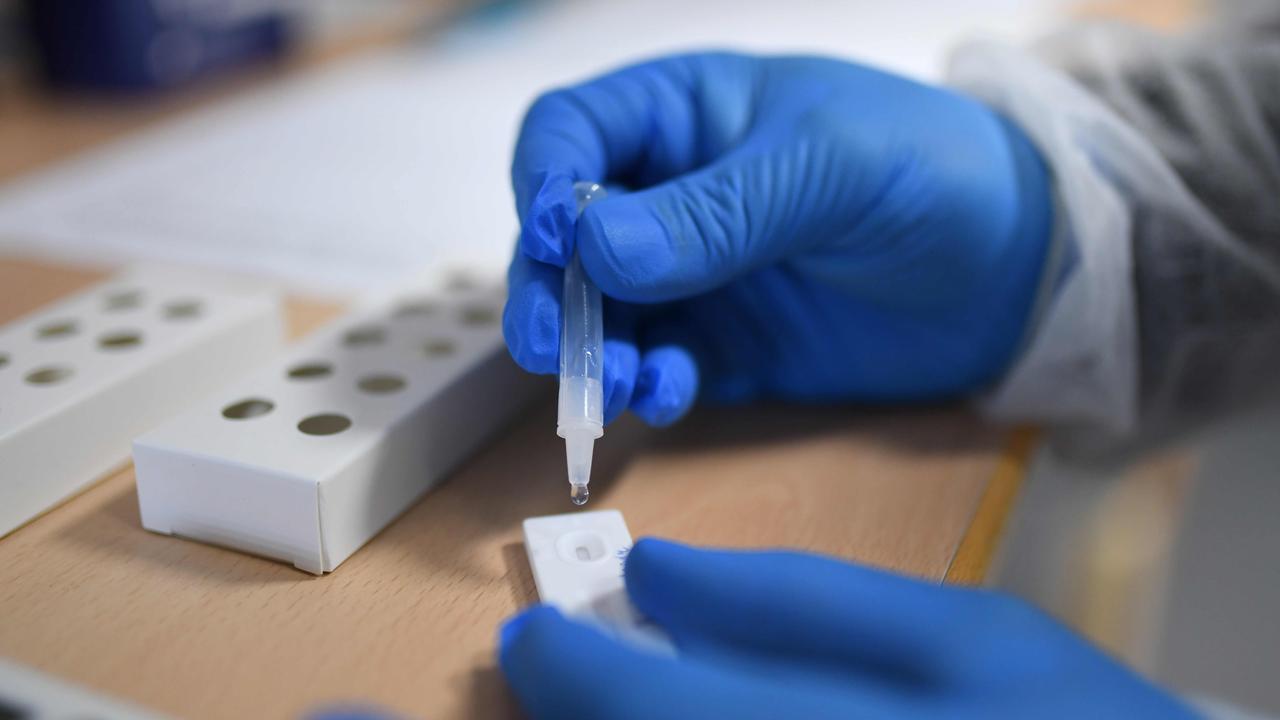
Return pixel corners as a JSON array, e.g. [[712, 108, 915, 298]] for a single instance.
[[570, 485, 590, 506]]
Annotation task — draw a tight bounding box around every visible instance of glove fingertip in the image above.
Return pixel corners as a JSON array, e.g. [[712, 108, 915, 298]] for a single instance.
[[626, 537, 685, 571], [502, 296, 557, 375], [631, 347, 698, 427], [520, 175, 578, 267], [502, 253, 563, 376], [602, 339, 640, 425], [519, 226, 563, 266], [625, 538, 692, 592], [498, 604, 562, 663]]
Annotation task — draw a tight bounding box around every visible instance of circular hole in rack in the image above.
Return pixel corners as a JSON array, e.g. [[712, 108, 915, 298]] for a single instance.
[[357, 373, 406, 395], [104, 289, 143, 311], [0, 352, 9, 369], [298, 413, 352, 436], [25, 365, 73, 385], [393, 301, 438, 319], [36, 320, 78, 339], [98, 330, 143, 351], [287, 362, 334, 380], [222, 398, 274, 420], [164, 299, 202, 320], [459, 304, 498, 327], [423, 338, 456, 357], [343, 325, 387, 347]]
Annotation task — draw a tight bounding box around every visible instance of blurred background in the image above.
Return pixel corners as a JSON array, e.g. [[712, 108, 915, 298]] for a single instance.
[[2, 0, 1277, 715], [0, 0, 1080, 291]]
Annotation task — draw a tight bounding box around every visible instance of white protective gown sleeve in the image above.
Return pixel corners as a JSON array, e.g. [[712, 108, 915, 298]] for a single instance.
[[947, 5, 1280, 449]]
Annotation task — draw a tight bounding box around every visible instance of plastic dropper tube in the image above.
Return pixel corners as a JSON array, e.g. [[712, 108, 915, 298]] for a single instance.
[[559, 181, 607, 506]]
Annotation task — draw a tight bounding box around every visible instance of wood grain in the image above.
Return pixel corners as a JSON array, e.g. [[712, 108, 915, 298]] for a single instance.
[[0, 406, 1005, 720]]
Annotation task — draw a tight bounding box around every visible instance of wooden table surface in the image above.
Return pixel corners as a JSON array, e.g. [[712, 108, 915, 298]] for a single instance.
[[0, 260, 1030, 719], [0, 8, 1041, 718]]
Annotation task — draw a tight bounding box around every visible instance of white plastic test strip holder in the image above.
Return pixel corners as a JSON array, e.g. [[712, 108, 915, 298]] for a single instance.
[[523, 509, 672, 652], [0, 268, 282, 537], [134, 278, 543, 574]]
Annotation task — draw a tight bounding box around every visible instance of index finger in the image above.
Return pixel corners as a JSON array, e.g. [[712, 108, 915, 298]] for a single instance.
[[498, 605, 904, 720]]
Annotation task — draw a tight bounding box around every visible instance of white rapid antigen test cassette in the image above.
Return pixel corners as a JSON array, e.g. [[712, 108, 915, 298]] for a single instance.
[[134, 280, 543, 574], [523, 510, 671, 652], [0, 268, 282, 537]]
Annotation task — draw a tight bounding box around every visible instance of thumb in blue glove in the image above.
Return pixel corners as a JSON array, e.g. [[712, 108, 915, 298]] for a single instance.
[[504, 52, 1053, 426], [499, 539, 1198, 720]]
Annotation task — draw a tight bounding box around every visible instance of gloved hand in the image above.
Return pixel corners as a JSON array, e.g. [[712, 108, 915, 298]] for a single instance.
[[500, 539, 1197, 720], [505, 52, 1054, 426]]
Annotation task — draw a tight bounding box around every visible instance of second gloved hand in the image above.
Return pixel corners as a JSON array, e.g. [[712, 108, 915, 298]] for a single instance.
[[504, 52, 1054, 426], [500, 540, 1198, 720]]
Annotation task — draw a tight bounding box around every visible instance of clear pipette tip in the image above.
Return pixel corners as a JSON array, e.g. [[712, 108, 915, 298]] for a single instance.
[[564, 429, 596, 506]]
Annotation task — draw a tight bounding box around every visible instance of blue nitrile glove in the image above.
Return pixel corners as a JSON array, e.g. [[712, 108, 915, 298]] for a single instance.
[[504, 52, 1053, 426], [499, 539, 1198, 720]]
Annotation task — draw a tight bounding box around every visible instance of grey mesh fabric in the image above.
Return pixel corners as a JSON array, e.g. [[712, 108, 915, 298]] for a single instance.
[[948, 3, 1280, 449]]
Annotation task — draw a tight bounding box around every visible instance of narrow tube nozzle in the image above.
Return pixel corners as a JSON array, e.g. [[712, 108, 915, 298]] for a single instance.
[[564, 430, 597, 506]]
